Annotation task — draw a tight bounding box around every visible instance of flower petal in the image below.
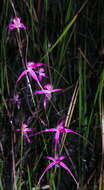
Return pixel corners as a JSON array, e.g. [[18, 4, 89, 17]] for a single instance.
[[35, 90, 49, 95], [24, 133, 31, 143], [30, 128, 57, 137], [60, 162, 78, 186], [39, 162, 55, 183], [38, 68, 47, 81], [44, 96, 47, 109], [46, 156, 56, 162], [55, 131, 60, 145], [19, 23, 26, 29], [65, 129, 80, 136], [47, 156, 65, 163], [29, 70, 39, 82], [59, 156, 65, 161], [27, 62, 44, 69], [8, 24, 15, 30], [16, 129, 21, 131], [9, 17, 26, 30], [50, 89, 62, 93], [16, 70, 29, 84], [24, 128, 33, 132]]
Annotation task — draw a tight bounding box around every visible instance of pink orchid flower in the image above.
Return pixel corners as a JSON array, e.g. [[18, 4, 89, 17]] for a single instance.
[[37, 68, 47, 81], [9, 94, 21, 109], [38, 155, 78, 187], [16, 123, 32, 143], [30, 120, 80, 146], [9, 94, 20, 103], [35, 83, 62, 108], [9, 17, 26, 30], [16, 62, 45, 85]]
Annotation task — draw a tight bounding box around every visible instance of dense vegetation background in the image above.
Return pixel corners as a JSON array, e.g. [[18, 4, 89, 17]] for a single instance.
[[0, 0, 104, 190]]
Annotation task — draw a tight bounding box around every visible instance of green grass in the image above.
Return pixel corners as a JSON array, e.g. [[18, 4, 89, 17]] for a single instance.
[[0, 0, 104, 189]]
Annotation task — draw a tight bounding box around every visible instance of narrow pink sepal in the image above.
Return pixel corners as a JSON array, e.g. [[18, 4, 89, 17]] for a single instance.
[[55, 131, 60, 145], [37, 128, 57, 133], [65, 129, 80, 136], [27, 62, 44, 69], [60, 162, 78, 186], [31, 62, 44, 68], [44, 96, 47, 109], [24, 128, 33, 132], [50, 89, 63, 93], [46, 156, 65, 162], [29, 70, 39, 82], [16, 129, 21, 131], [35, 90, 50, 95], [24, 133, 31, 144], [16, 70, 29, 84], [35, 89, 62, 94], [39, 162, 55, 183], [58, 156, 65, 160], [46, 156, 56, 162], [29, 128, 57, 137]]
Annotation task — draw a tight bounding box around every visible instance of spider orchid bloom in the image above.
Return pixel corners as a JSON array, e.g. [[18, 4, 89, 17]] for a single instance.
[[9, 94, 21, 109], [8, 17, 26, 30], [35, 83, 62, 108], [16, 62, 45, 85], [37, 68, 47, 81], [9, 94, 20, 103], [30, 120, 80, 146], [16, 123, 32, 143], [38, 156, 78, 186]]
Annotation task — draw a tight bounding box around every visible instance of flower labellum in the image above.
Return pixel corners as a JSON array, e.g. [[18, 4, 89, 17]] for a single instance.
[[9, 17, 26, 30]]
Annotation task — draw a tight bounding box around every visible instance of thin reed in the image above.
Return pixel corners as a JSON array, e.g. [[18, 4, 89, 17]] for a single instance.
[[0, 0, 104, 190]]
